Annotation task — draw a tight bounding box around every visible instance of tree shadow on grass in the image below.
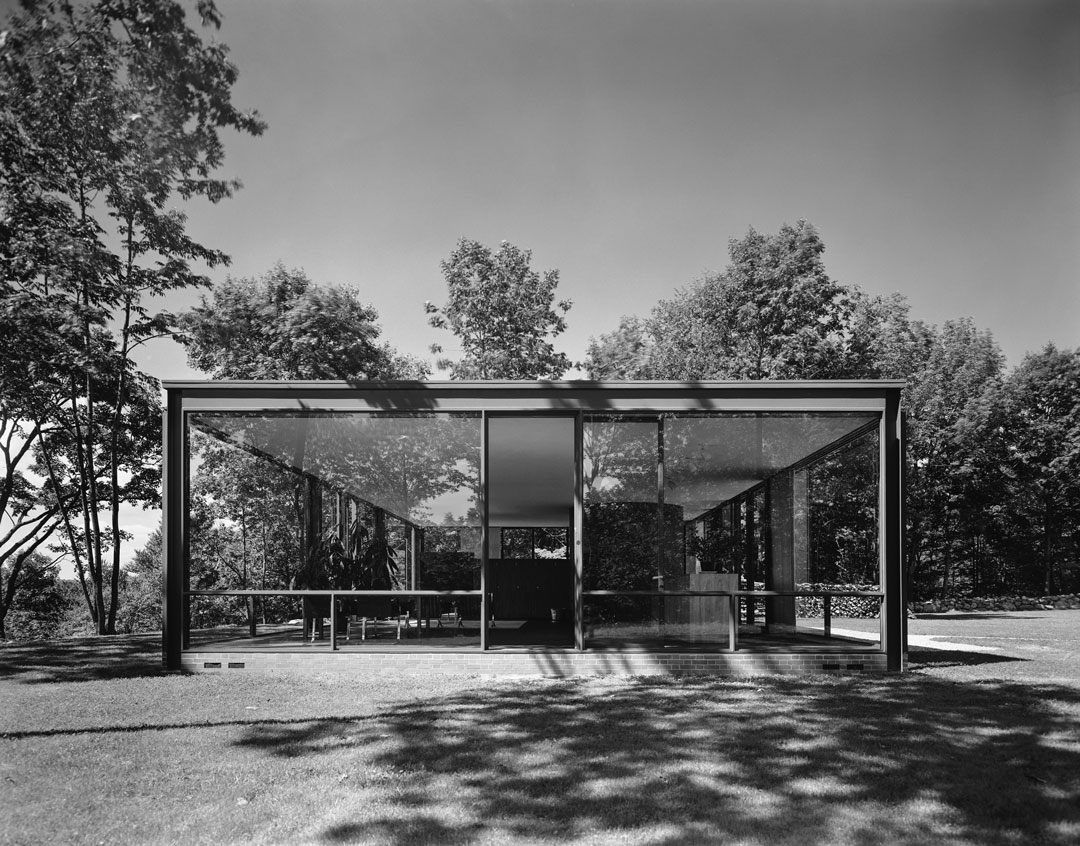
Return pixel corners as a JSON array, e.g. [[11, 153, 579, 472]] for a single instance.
[[0, 633, 166, 684], [906, 647, 1024, 668], [233, 674, 1080, 846], [913, 613, 1045, 621]]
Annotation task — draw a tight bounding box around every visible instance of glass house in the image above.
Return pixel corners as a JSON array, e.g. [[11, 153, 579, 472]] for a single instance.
[[163, 380, 905, 674]]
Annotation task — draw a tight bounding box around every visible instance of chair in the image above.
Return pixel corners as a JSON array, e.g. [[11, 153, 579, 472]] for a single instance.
[[345, 615, 379, 641], [438, 601, 464, 631]]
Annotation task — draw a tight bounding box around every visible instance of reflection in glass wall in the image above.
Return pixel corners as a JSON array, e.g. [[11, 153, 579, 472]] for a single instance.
[[582, 416, 662, 592], [186, 412, 481, 638], [583, 412, 881, 650]]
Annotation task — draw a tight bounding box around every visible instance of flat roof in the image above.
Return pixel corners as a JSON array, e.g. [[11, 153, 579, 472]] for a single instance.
[[163, 379, 906, 391]]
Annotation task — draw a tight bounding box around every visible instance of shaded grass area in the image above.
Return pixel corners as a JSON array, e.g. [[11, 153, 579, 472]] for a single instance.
[[0, 632, 166, 683], [2, 620, 1079, 846]]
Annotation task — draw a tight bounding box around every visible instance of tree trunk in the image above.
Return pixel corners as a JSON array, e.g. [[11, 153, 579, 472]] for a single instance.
[[1043, 496, 1054, 595], [940, 535, 952, 601]]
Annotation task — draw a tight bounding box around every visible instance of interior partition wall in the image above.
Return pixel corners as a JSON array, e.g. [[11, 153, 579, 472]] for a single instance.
[[162, 381, 905, 670]]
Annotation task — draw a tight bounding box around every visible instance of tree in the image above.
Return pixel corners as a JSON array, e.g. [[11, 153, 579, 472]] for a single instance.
[[990, 345, 1080, 594], [584, 316, 652, 380], [180, 267, 437, 627], [1, 0, 265, 633], [181, 263, 426, 381], [904, 319, 1005, 599], [0, 409, 66, 631], [426, 238, 573, 379], [644, 221, 852, 380], [0, 263, 83, 630], [0, 551, 67, 640], [114, 527, 162, 634], [582, 220, 1045, 600], [843, 290, 933, 380]]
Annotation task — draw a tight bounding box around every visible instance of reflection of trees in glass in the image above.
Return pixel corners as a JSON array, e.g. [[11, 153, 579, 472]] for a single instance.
[[193, 413, 481, 527], [686, 507, 743, 574], [188, 428, 303, 599], [306, 414, 480, 526], [583, 502, 683, 591], [664, 415, 766, 514], [663, 414, 876, 511], [583, 417, 656, 504], [188, 413, 483, 611], [419, 527, 478, 592], [584, 412, 882, 591], [583, 415, 673, 615], [808, 431, 879, 584]]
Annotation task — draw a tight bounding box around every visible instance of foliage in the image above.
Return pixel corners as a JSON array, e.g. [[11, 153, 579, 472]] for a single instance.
[[0, 412, 66, 624], [590, 221, 851, 380], [988, 346, 1080, 594], [807, 433, 880, 584], [583, 502, 683, 593], [113, 528, 162, 633], [180, 269, 457, 626], [584, 219, 1080, 601], [0, 0, 264, 633], [426, 238, 573, 379], [904, 318, 1005, 599], [843, 290, 932, 380], [0, 552, 67, 640], [181, 263, 426, 381], [584, 316, 651, 381]]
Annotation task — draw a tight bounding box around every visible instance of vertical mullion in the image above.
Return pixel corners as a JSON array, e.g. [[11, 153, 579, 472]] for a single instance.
[[574, 411, 584, 650], [656, 415, 665, 583], [180, 403, 190, 652], [480, 410, 488, 651], [883, 392, 904, 671]]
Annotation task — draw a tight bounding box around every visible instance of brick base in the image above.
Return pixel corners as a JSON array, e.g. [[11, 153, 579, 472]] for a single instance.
[[180, 649, 888, 676]]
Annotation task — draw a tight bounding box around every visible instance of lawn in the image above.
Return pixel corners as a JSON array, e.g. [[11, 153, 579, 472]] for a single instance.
[[2, 612, 1079, 846]]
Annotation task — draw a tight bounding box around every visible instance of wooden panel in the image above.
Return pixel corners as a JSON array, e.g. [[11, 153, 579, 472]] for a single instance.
[[490, 558, 573, 619]]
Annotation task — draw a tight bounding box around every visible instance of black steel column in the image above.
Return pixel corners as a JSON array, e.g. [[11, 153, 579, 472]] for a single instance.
[[744, 494, 756, 626], [573, 412, 584, 650], [884, 390, 905, 671], [162, 390, 184, 670], [480, 411, 488, 651]]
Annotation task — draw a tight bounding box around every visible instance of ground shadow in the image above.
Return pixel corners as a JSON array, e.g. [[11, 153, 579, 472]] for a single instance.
[[231, 673, 1080, 846], [0, 633, 166, 684], [912, 613, 1044, 621], [906, 647, 1023, 667]]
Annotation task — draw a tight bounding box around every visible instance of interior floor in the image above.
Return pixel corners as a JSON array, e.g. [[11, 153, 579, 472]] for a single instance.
[[185, 618, 880, 654]]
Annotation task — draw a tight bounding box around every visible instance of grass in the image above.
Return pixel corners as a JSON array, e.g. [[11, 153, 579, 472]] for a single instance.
[[1, 613, 1079, 846]]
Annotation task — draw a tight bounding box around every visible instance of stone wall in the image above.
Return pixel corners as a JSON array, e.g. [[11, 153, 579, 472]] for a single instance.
[[910, 594, 1080, 614], [794, 584, 881, 618]]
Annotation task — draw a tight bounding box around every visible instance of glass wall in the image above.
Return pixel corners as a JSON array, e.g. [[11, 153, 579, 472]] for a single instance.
[[185, 412, 482, 648], [177, 404, 885, 656], [582, 412, 881, 651]]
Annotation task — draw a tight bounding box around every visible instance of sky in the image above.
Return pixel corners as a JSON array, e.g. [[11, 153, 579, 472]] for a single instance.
[[126, 0, 1080, 382]]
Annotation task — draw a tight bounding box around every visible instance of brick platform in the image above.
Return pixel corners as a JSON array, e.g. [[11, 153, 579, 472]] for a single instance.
[[180, 649, 888, 676]]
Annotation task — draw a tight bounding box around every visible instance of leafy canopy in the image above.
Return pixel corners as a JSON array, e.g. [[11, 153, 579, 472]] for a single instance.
[[426, 238, 573, 380], [181, 263, 428, 381], [0, 0, 264, 634]]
